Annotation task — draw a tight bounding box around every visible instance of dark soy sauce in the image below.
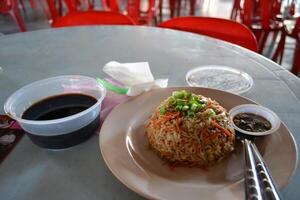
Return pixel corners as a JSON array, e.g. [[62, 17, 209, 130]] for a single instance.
[[233, 112, 272, 132], [22, 94, 99, 149]]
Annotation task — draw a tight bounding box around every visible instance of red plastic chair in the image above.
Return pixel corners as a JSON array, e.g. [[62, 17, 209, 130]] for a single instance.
[[159, 17, 258, 52], [102, 0, 120, 12], [239, 0, 284, 55], [52, 11, 135, 27], [230, 0, 241, 20], [45, 0, 84, 23], [103, 0, 156, 25], [127, 0, 156, 25], [0, 0, 26, 31], [170, 0, 196, 17], [158, 0, 196, 22], [272, 16, 300, 75]]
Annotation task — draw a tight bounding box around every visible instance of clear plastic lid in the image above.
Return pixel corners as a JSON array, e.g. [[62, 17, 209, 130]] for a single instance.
[[186, 65, 253, 94]]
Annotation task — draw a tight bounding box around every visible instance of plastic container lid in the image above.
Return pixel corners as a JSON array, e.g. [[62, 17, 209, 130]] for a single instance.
[[186, 65, 253, 94]]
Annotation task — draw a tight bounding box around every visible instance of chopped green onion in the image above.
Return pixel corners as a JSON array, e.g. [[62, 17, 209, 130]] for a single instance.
[[169, 96, 176, 105], [182, 105, 189, 111], [198, 103, 204, 108], [160, 107, 166, 114], [176, 99, 186, 105], [207, 109, 216, 117], [168, 90, 206, 117], [173, 90, 186, 98], [187, 110, 195, 118], [186, 92, 192, 98], [175, 105, 183, 111], [190, 103, 198, 111]]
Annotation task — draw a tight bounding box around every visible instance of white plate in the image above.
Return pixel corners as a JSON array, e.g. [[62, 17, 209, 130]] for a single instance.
[[99, 87, 297, 200]]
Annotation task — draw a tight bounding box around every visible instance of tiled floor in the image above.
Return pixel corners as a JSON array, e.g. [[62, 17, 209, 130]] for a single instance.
[[0, 0, 299, 76]]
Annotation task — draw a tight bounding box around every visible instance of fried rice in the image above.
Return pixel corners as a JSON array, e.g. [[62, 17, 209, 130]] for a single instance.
[[145, 90, 235, 167]]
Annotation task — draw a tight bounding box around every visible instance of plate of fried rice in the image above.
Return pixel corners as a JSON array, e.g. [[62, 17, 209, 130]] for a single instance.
[[99, 87, 297, 200]]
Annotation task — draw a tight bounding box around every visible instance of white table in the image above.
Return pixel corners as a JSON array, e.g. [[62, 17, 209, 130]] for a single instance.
[[0, 26, 299, 200]]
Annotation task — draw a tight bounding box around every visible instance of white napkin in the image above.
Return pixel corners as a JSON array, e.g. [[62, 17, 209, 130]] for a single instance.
[[103, 61, 168, 96]]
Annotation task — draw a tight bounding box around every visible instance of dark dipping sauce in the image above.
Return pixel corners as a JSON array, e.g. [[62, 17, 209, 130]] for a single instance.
[[22, 93, 99, 149], [233, 113, 272, 132]]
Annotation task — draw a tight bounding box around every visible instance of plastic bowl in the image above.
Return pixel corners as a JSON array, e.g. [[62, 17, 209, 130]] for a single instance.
[[228, 104, 281, 136], [4, 75, 106, 149]]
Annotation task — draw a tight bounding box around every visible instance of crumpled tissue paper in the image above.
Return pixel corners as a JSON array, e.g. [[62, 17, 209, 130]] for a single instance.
[[103, 61, 168, 96]]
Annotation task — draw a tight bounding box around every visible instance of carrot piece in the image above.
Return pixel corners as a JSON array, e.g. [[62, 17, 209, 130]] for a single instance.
[[175, 117, 180, 132], [163, 127, 175, 132], [145, 121, 152, 128], [212, 120, 232, 137]]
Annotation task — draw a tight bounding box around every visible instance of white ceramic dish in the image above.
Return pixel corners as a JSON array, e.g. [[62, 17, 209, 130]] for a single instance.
[[229, 104, 281, 136], [99, 87, 297, 200]]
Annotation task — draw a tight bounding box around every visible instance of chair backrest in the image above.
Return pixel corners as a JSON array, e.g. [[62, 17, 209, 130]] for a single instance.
[[52, 11, 135, 27], [159, 17, 258, 52]]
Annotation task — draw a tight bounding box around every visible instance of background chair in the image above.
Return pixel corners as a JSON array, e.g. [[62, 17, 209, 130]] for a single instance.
[[158, 0, 196, 22], [159, 16, 258, 52], [232, 0, 285, 58], [45, 0, 82, 23], [103, 0, 156, 25], [0, 0, 26, 32], [271, 16, 300, 75], [102, 0, 120, 12], [230, 0, 241, 20], [52, 10, 135, 27], [291, 17, 300, 74]]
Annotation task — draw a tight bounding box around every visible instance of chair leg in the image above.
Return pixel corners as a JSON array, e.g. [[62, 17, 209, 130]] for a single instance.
[[58, 0, 63, 16], [46, 0, 59, 22], [158, 0, 163, 22], [8, 9, 27, 32], [189, 0, 195, 16], [38, 0, 52, 20], [253, 29, 262, 43], [18, 0, 27, 14], [259, 30, 270, 54], [272, 31, 286, 64], [127, 0, 140, 24], [29, 0, 38, 9], [176, 0, 181, 16], [88, 0, 94, 9], [169, 0, 175, 18], [230, 0, 240, 20], [291, 39, 300, 75]]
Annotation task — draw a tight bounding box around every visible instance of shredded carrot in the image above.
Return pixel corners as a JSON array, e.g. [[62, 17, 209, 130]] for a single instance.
[[202, 128, 209, 138], [210, 133, 219, 140], [175, 117, 180, 132], [163, 111, 179, 118], [145, 122, 152, 128], [212, 120, 232, 137], [161, 116, 175, 121], [163, 127, 175, 132]]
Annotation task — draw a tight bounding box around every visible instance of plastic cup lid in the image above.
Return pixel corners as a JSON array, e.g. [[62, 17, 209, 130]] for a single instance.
[[186, 65, 253, 94]]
